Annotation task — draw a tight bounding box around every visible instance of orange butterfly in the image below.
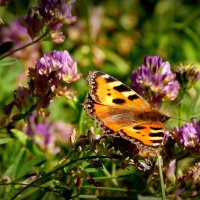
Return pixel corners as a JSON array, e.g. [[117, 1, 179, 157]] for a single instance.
[[84, 71, 169, 157]]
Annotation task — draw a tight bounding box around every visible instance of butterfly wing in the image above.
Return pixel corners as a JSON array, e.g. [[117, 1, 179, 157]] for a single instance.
[[87, 71, 151, 111], [84, 71, 167, 148], [119, 122, 165, 147]]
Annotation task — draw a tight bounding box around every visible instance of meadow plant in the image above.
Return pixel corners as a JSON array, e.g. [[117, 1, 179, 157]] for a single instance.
[[0, 1, 200, 199]]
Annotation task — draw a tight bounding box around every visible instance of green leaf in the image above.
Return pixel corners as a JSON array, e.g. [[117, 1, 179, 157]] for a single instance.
[[11, 129, 45, 155], [0, 137, 13, 144], [11, 129, 29, 145], [0, 58, 17, 67], [5, 147, 28, 179], [16, 155, 47, 179]]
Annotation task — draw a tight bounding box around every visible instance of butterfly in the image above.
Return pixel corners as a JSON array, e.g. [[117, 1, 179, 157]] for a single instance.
[[83, 71, 169, 157]]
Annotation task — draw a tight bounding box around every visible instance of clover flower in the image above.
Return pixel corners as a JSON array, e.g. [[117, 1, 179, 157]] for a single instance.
[[130, 56, 180, 107], [176, 64, 200, 89], [174, 119, 200, 152], [29, 50, 80, 97], [21, 0, 76, 43]]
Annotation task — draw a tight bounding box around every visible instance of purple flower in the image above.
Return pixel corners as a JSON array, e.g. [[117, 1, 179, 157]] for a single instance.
[[26, 111, 58, 154], [174, 119, 200, 151], [26, 111, 74, 154], [1, 20, 30, 50], [130, 56, 180, 107], [21, 0, 76, 42], [29, 50, 80, 95]]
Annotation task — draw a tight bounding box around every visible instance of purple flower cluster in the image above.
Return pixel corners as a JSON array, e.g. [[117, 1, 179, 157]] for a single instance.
[[29, 50, 80, 96], [4, 50, 79, 116], [131, 56, 180, 107], [21, 0, 76, 43], [174, 119, 200, 153]]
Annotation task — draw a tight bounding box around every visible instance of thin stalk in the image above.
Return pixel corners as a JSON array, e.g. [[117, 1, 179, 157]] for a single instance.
[[10, 155, 118, 200], [111, 163, 119, 186], [178, 88, 186, 127], [102, 164, 118, 186], [78, 92, 88, 134], [157, 154, 166, 200], [0, 32, 48, 61], [82, 185, 136, 192]]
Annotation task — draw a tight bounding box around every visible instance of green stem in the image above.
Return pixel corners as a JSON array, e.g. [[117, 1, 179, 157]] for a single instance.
[[0, 32, 48, 61], [78, 92, 88, 134], [102, 164, 118, 186], [82, 185, 136, 192], [178, 87, 186, 126], [157, 154, 166, 200], [10, 155, 118, 200]]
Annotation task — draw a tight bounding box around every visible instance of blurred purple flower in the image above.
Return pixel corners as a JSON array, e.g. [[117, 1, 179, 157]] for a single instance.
[[0, 20, 28, 50], [174, 119, 200, 151], [0, 20, 40, 75], [131, 56, 180, 107], [26, 111, 74, 154]]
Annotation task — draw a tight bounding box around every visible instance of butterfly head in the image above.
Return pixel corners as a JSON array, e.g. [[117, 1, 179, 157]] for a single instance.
[[159, 113, 170, 123]]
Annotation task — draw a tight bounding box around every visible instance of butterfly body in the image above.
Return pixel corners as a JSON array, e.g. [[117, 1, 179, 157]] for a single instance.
[[84, 71, 169, 157]]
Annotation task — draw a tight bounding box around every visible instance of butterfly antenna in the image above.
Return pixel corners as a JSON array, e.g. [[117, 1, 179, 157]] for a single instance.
[[170, 116, 190, 123]]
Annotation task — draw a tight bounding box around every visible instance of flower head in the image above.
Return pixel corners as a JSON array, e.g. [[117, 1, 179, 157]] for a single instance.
[[29, 50, 80, 96], [176, 64, 200, 89], [131, 56, 180, 107], [21, 0, 76, 43], [174, 119, 200, 151]]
